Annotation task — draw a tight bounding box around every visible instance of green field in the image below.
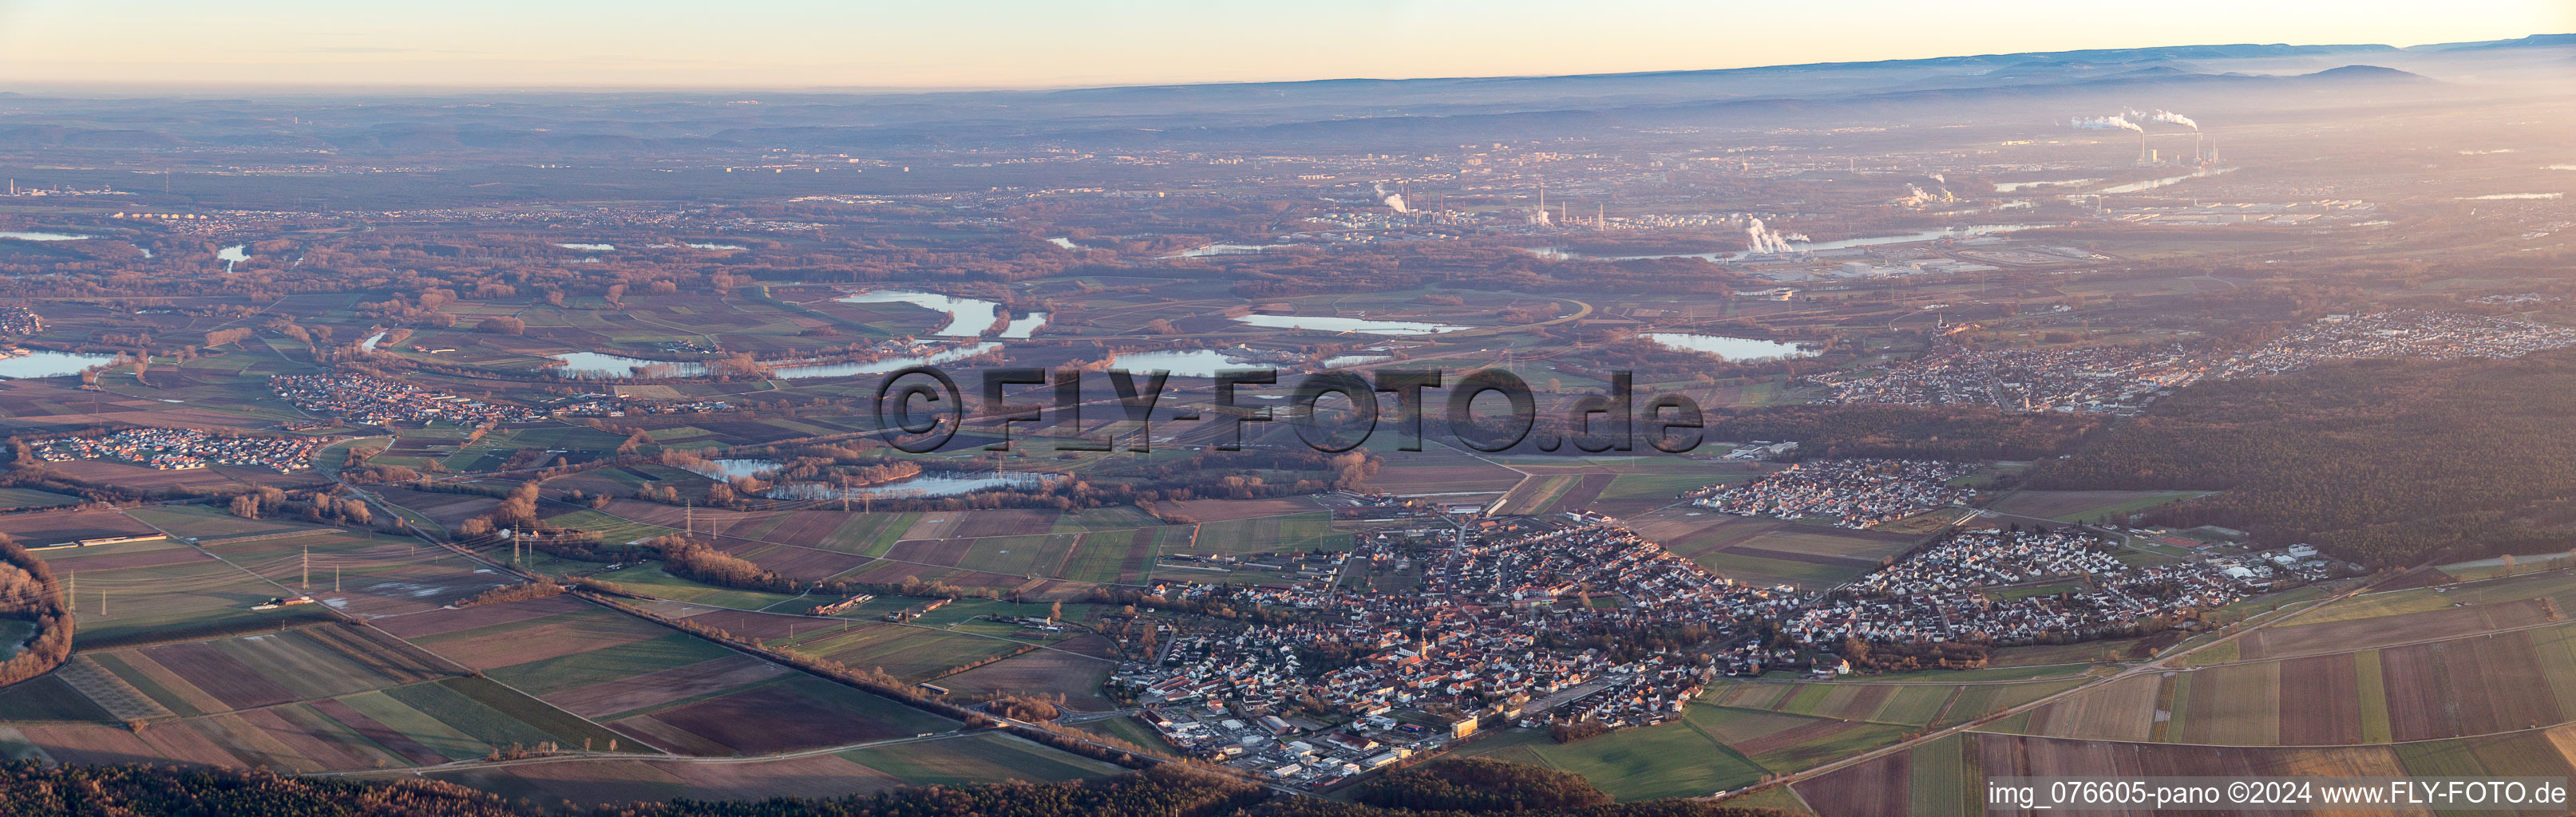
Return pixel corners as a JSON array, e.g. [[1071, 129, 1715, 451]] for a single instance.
[[1190, 511, 1346, 555]]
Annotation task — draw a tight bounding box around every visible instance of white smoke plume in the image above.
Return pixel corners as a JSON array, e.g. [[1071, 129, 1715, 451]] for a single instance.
[[1927, 172, 1946, 184], [2071, 115, 2143, 133], [1372, 183, 1411, 214], [1743, 218, 1806, 254], [2147, 109, 2198, 130]]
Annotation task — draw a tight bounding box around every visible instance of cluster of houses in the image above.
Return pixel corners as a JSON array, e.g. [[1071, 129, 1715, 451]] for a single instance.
[[552, 393, 736, 417], [1111, 511, 2331, 787], [1115, 515, 1803, 786], [1687, 458, 1976, 529], [269, 374, 546, 425], [35, 427, 328, 472], [0, 306, 40, 335], [1783, 528, 2261, 649], [1817, 340, 2212, 414], [1814, 310, 2576, 416], [1846, 528, 2123, 594], [2218, 310, 2576, 377]]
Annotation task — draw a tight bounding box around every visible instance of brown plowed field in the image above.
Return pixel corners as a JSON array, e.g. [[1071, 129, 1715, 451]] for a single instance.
[[730, 543, 868, 582], [371, 594, 588, 639], [2381, 630, 2562, 741], [142, 718, 258, 768], [643, 684, 916, 755], [884, 538, 974, 567], [2277, 653, 2362, 745], [674, 609, 812, 640], [1974, 732, 2407, 796], [424, 614, 666, 671], [20, 724, 195, 767], [1158, 498, 1316, 523], [2023, 673, 2157, 741], [235, 707, 374, 770], [933, 650, 1117, 711], [610, 716, 731, 756], [0, 509, 159, 545], [1794, 745, 1909, 817], [660, 753, 905, 799], [950, 509, 1058, 538], [2245, 602, 2550, 659], [144, 641, 300, 710], [549, 655, 785, 718], [310, 698, 447, 765], [1371, 463, 1524, 493]]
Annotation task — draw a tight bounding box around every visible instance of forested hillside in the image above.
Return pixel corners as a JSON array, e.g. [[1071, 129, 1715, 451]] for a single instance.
[[2029, 351, 2576, 564]]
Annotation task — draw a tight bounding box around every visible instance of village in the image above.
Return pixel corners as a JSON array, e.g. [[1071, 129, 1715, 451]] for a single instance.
[[1107, 503, 2354, 789], [33, 426, 330, 472], [2218, 310, 2576, 377], [1814, 339, 2213, 414], [269, 373, 548, 426], [1685, 458, 1977, 529], [1114, 515, 1803, 788], [1814, 310, 2576, 415]]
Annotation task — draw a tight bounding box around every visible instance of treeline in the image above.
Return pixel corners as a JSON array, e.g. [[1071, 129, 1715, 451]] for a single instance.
[[2028, 352, 2576, 565], [1703, 404, 2105, 462], [0, 533, 71, 686], [454, 581, 564, 608], [0, 760, 1800, 817], [1353, 758, 1611, 811]]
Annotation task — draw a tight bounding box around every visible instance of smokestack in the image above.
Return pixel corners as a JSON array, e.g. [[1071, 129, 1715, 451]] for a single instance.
[[2139, 130, 2148, 164]]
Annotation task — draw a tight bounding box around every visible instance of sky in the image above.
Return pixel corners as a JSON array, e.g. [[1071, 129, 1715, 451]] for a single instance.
[[0, 0, 2568, 90]]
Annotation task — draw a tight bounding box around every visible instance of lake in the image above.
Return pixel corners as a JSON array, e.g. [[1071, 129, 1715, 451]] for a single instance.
[[551, 352, 710, 379], [0, 231, 93, 242], [0, 350, 121, 378], [1102, 349, 1275, 378], [217, 244, 247, 272], [360, 331, 387, 351], [1233, 314, 1463, 335], [684, 459, 1050, 499], [837, 290, 1007, 337], [999, 312, 1050, 338], [556, 243, 615, 251], [549, 341, 1003, 380], [1641, 333, 1818, 361]]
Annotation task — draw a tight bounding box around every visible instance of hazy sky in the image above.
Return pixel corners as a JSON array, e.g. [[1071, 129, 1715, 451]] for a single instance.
[[1, 0, 2568, 89]]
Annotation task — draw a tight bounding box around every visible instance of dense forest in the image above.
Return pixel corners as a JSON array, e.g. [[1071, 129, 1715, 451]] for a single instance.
[[1704, 404, 2105, 462], [0, 761, 1798, 817], [2029, 351, 2576, 565]]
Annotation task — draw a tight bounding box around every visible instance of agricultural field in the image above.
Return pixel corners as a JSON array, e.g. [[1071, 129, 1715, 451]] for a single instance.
[[765, 621, 1030, 682], [926, 649, 1118, 711], [1448, 675, 2081, 803], [837, 732, 1125, 786]]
